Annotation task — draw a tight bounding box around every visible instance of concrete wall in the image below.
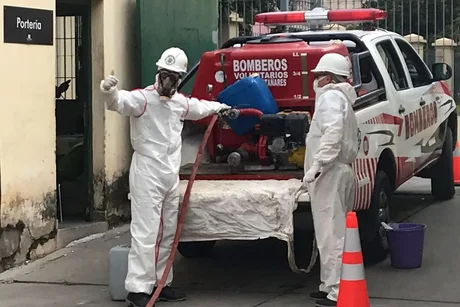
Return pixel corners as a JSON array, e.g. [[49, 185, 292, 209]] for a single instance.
[[91, 0, 106, 218], [91, 0, 138, 224], [0, 0, 57, 271]]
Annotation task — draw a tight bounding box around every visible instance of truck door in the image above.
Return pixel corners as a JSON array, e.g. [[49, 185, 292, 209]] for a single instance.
[[372, 37, 415, 183], [391, 37, 441, 171]]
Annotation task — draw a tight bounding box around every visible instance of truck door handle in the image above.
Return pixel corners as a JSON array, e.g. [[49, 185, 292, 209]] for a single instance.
[[398, 105, 405, 114], [420, 99, 426, 106]]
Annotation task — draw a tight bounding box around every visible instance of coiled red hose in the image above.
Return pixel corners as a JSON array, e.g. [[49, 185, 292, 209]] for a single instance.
[[146, 115, 219, 307]]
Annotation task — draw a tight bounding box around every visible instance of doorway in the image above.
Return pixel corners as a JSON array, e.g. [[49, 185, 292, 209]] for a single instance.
[[55, 1, 93, 223]]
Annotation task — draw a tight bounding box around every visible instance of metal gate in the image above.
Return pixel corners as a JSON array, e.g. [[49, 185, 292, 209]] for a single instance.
[[218, 0, 459, 98], [137, 0, 219, 93], [218, 0, 282, 45], [360, 0, 459, 100]]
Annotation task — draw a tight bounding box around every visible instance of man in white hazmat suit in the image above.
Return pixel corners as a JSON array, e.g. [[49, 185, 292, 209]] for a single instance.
[[100, 47, 231, 307], [303, 53, 359, 307]]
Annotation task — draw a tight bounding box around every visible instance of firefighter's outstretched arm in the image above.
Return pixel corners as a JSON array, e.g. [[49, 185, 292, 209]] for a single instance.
[[313, 91, 345, 165], [182, 96, 231, 121], [100, 75, 146, 117]]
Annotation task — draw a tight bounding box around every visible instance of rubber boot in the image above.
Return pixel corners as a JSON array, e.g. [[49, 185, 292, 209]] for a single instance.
[[126, 292, 154, 307]]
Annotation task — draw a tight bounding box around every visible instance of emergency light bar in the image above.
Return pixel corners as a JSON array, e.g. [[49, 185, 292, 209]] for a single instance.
[[254, 8, 388, 26]]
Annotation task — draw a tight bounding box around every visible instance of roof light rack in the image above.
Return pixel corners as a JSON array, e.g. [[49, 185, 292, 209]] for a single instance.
[[254, 7, 388, 26]]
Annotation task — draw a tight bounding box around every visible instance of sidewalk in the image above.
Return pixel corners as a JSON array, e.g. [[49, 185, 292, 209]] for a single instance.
[[0, 225, 130, 285], [0, 226, 130, 307], [2, 186, 460, 306]]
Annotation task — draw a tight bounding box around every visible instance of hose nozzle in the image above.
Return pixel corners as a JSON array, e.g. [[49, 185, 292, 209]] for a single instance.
[[227, 109, 241, 119]]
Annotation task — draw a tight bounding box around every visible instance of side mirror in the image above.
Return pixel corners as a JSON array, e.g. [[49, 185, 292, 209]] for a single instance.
[[432, 63, 452, 81]]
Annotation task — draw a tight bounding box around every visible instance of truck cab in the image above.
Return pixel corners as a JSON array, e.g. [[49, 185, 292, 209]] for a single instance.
[[176, 8, 457, 267]]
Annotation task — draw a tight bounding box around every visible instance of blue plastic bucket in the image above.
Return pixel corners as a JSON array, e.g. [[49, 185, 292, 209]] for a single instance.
[[386, 223, 427, 269]]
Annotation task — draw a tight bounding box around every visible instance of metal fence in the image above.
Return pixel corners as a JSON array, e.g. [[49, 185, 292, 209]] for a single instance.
[[218, 0, 460, 98], [218, 0, 282, 44], [360, 0, 459, 99]]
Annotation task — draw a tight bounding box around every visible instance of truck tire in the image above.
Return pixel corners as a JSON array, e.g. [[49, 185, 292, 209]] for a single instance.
[[431, 127, 455, 201], [177, 241, 216, 258], [358, 170, 392, 265]]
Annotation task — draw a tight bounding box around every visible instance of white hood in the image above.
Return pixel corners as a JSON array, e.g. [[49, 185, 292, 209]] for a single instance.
[[319, 82, 358, 106]]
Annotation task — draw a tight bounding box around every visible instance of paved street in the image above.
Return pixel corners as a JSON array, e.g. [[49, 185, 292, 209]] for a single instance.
[[1, 178, 460, 307]]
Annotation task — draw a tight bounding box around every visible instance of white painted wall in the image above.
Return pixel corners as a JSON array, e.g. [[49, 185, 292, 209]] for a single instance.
[[102, 0, 137, 183], [91, 0, 138, 215], [0, 0, 140, 268], [0, 0, 57, 266]]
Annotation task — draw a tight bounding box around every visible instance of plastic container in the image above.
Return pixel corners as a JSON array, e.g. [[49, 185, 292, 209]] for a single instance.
[[386, 223, 427, 269], [109, 244, 130, 301], [217, 76, 279, 136]]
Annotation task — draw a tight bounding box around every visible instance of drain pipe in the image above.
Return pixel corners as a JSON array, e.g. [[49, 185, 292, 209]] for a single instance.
[[279, 0, 290, 33], [280, 0, 289, 11]]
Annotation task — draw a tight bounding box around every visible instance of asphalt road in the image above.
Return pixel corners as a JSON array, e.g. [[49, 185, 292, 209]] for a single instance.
[[1, 178, 459, 307]]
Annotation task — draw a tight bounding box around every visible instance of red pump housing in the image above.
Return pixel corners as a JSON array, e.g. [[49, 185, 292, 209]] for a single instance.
[[192, 40, 349, 109], [189, 38, 350, 162]]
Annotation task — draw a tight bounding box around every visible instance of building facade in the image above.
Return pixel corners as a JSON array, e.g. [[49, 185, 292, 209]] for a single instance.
[[0, 0, 138, 270], [0, 0, 221, 271]]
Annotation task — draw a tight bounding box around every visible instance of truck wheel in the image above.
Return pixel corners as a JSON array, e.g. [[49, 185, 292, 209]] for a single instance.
[[177, 241, 216, 258], [358, 170, 392, 265], [431, 127, 455, 201]]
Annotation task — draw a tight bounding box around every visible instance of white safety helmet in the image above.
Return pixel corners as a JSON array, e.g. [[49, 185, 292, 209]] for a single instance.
[[311, 53, 351, 78], [156, 47, 188, 74]]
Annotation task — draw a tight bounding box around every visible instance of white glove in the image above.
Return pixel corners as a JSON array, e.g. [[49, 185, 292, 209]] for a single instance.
[[303, 162, 322, 184], [100, 75, 118, 92]]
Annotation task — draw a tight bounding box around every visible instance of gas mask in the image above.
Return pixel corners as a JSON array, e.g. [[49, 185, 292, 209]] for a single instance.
[[155, 69, 182, 100], [313, 75, 328, 94]]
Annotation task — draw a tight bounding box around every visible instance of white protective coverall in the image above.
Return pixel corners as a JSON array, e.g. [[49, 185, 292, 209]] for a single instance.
[[101, 82, 229, 295], [304, 82, 359, 301]]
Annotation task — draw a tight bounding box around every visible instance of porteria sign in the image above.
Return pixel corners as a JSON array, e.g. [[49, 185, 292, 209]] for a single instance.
[[3, 5, 53, 45]]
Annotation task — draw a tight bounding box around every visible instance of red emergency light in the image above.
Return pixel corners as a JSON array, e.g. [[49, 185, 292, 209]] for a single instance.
[[254, 8, 388, 26]]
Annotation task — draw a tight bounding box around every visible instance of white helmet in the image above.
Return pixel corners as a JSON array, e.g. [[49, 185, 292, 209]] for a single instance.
[[311, 53, 351, 78], [156, 47, 188, 74]]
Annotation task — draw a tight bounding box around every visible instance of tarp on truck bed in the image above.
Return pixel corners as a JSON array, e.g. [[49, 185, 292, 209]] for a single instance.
[[178, 179, 301, 243], [177, 179, 317, 274]]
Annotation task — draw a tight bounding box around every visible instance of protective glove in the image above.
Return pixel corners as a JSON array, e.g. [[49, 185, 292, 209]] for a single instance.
[[217, 104, 232, 116], [100, 75, 118, 92], [303, 162, 322, 184]]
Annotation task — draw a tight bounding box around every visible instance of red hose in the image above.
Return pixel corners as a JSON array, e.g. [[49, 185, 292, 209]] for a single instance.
[[146, 115, 219, 307], [237, 108, 263, 118]]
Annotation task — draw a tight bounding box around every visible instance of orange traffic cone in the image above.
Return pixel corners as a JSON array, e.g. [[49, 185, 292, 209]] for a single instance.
[[337, 212, 370, 307], [454, 142, 460, 186]]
